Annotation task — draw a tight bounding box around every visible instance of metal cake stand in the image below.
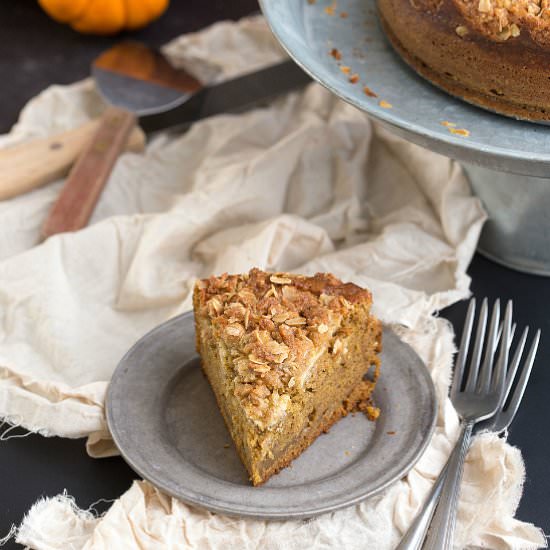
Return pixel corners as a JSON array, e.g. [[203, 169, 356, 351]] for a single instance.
[[260, 0, 550, 276]]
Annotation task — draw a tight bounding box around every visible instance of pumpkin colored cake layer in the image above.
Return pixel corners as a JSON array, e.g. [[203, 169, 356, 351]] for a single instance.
[[377, 0, 550, 121], [193, 269, 382, 486]]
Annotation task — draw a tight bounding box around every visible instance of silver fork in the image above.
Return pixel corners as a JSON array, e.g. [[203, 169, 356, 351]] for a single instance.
[[397, 298, 534, 550], [397, 309, 540, 550]]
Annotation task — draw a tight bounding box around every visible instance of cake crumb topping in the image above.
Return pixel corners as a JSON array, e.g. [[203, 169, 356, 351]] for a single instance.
[[195, 269, 372, 430], [417, 0, 550, 46]]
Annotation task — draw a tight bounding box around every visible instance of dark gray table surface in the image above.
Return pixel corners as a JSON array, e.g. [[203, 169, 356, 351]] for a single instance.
[[0, 2, 548, 548]]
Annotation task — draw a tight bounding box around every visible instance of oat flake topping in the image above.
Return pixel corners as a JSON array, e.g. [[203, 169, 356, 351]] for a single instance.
[[195, 269, 372, 430]]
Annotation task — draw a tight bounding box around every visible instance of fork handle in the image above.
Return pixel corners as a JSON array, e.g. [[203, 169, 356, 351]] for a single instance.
[[395, 462, 449, 550], [423, 420, 474, 550]]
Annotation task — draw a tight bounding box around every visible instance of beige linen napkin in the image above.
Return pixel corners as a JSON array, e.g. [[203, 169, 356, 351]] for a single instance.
[[0, 16, 545, 550]]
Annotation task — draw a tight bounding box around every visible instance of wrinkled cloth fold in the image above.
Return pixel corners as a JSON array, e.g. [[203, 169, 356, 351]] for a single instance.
[[0, 16, 544, 550]]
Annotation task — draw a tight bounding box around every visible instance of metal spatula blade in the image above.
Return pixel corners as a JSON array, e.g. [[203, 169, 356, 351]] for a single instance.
[[92, 41, 202, 116]]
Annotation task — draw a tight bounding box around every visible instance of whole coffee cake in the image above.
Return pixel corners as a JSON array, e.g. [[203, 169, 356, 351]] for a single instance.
[[193, 268, 382, 485], [378, 0, 550, 121]]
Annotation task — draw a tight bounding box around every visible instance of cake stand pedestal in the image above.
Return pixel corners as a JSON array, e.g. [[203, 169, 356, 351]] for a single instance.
[[260, 0, 550, 276], [463, 165, 550, 276]]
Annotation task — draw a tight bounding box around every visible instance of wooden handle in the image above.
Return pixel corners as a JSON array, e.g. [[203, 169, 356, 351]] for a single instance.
[[41, 107, 137, 240], [0, 119, 145, 201]]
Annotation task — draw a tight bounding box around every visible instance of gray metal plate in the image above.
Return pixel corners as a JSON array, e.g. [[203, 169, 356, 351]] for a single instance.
[[259, 0, 550, 177], [107, 311, 437, 519]]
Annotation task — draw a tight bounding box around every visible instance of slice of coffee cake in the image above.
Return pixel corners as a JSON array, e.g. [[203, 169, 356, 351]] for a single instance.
[[193, 268, 382, 486]]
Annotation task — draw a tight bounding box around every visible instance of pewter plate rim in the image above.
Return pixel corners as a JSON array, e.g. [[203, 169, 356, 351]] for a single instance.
[[259, 0, 550, 177], [107, 311, 437, 520]]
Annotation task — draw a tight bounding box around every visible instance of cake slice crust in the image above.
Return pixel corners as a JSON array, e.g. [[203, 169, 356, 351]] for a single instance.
[[193, 269, 382, 486]]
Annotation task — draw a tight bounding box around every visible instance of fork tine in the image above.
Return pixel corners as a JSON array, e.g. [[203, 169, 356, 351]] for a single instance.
[[496, 322, 516, 350], [491, 300, 513, 397], [510, 323, 517, 346], [499, 329, 540, 427], [469, 299, 499, 393], [502, 326, 528, 404], [451, 299, 476, 399], [463, 298, 487, 393]]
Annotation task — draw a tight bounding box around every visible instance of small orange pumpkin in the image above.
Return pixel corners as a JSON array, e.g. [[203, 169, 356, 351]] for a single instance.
[[38, 0, 170, 35]]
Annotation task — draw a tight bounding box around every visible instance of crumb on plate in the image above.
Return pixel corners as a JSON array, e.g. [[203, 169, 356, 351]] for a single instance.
[[363, 85, 378, 97], [449, 127, 470, 136], [325, 1, 337, 15]]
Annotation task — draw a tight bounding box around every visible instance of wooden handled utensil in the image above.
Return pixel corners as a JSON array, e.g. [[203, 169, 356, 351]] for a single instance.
[[1, 41, 311, 238], [40, 42, 202, 238]]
